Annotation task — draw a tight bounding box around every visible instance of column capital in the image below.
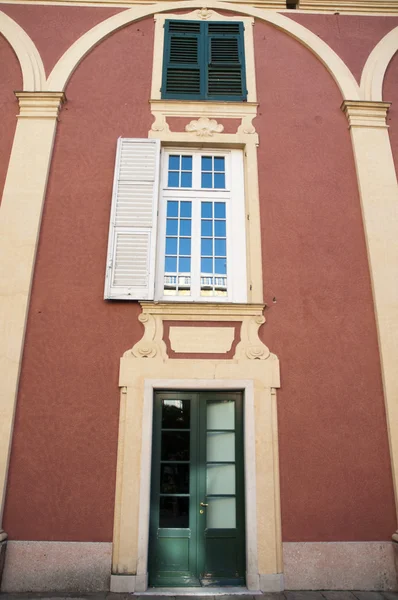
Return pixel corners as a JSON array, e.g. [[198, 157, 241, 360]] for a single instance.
[[341, 100, 391, 129], [15, 91, 66, 119]]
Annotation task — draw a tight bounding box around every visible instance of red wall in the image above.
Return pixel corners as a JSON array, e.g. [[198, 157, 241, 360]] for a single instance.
[[0, 34, 21, 203], [3, 9, 397, 542], [286, 13, 398, 83], [254, 20, 396, 541], [3, 17, 154, 542]]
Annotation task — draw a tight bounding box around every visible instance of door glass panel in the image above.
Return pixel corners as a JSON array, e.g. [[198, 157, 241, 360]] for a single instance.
[[161, 431, 190, 461], [161, 464, 189, 494], [207, 464, 235, 494], [207, 400, 235, 429], [207, 431, 235, 461], [207, 497, 236, 528], [162, 399, 190, 429], [159, 497, 189, 528]]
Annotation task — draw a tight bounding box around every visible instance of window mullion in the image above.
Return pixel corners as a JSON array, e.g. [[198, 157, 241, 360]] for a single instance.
[[191, 193, 201, 300]]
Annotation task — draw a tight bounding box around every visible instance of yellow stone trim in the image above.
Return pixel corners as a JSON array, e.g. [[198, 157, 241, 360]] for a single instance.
[[148, 113, 263, 302], [341, 99, 398, 531], [341, 100, 391, 128], [298, 0, 398, 13], [15, 91, 66, 119], [169, 326, 235, 353], [0, 91, 65, 535], [112, 302, 281, 591], [0, 11, 45, 91], [151, 10, 257, 102], [44, 0, 360, 102], [361, 27, 398, 102], [1, 0, 398, 13], [149, 99, 258, 136]]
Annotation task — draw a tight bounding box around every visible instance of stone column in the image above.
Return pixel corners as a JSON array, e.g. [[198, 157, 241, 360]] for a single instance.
[[0, 92, 65, 551], [342, 100, 398, 538]]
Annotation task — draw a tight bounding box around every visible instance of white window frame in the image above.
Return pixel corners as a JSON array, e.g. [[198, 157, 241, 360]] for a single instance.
[[155, 147, 247, 303]]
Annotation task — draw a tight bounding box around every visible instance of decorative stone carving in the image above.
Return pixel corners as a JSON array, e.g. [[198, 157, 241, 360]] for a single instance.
[[185, 117, 224, 137], [234, 315, 270, 360], [196, 7, 213, 19], [150, 113, 170, 133], [131, 313, 167, 359], [237, 114, 256, 134]]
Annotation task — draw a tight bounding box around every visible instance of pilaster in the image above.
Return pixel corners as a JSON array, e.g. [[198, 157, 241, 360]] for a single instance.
[[0, 92, 65, 552], [341, 100, 398, 540]]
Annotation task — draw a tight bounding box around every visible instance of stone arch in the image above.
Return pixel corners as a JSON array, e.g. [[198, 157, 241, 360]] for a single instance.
[[0, 11, 45, 91], [360, 26, 398, 101], [45, 0, 360, 101]]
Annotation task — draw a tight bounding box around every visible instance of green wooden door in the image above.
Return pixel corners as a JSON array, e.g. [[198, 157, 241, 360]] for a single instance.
[[149, 391, 245, 587]]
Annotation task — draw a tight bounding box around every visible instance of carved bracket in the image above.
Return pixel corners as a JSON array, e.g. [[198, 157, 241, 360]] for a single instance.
[[131, 313, 168, 359], [234, 315, 270, 360]]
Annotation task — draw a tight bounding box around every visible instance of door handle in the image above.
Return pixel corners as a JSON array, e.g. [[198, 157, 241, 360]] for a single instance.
[[200, 502, 209, 507]]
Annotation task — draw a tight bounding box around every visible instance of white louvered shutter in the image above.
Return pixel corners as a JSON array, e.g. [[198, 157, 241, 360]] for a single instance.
[[104, 138, 160, 300]]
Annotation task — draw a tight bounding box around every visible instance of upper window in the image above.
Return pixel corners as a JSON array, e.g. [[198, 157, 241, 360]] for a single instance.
[[104, 139, 247, 303], [161, 20, 247, 102]]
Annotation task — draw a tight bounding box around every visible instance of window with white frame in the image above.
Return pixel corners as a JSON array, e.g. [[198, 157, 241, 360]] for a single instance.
[[104, 139, 247, 303]]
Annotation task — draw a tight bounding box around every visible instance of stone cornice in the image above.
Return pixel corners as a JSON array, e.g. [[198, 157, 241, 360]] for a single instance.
[[2, 0, 398, 13], [15, 91, 66, 119], [341, 100, 391, 129]]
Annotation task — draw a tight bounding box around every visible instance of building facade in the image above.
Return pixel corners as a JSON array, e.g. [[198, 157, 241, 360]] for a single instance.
[[1, 0, 398, 593]]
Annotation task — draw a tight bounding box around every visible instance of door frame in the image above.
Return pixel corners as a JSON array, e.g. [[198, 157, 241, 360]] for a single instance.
[[136, 379, 259, 591]]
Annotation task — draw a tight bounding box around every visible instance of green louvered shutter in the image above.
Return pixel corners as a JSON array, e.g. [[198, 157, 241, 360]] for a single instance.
[[206, 22, 247, 101], [162, 21, 203, 99], [162, 21, 246, 101]]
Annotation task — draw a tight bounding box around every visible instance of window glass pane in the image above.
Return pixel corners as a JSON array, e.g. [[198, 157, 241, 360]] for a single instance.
[[215, 220, 226, 237], [162, 399, 190, 429], [214, 173, 225, 189], [214, 157, 225, 172], [168, 171, 179, 187], [207, 497, 236, 529], [180, 220, 191, 236], [165, 256, 177, 272], [201, 239, 213, 256], [201, 172, 212, 188], [215, 239, 226, 256], [202, 156, 212, 171], [181, 172, 192, 188], [179, 257, 191, 272], [201, 258, 213, 273], [207, 464, 235, 495], [179, 238, 191, 255], [181, 156, 192, 170], [166, 219, 178, 236], [208, 400, 235, 429], [159, 497, 189, 529], [167, 201, 179, 217], [215, 258, 226, 274], [201, 221, 212, 236], [161, 464, 189, 494], [161, 431, 190, 461], [180, 202, 192, 218], [166, 237, 178, 255], [214, 202, 226, 218], [207, 432, 235, 461], [169, 155, 180, 170], [201, 202, 212, 218]]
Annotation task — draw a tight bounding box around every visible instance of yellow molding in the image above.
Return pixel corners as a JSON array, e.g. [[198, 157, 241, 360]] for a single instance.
[[361, 27, 398, 102], [2, 0, 398, 12], [341, 99, 398, 530], [44, 0, 360, 102], [341, 100, 391, 128], [298, 0, 398, 13], [15, 91, 66, 118], [0, 11, 45, 90], [140, 301, 266, 317]]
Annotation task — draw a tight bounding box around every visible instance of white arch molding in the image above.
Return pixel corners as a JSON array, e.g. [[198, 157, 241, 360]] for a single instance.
[[361, 26, 398, 101], [0, 11, 45, 91], [45, 0, 360, 100]]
